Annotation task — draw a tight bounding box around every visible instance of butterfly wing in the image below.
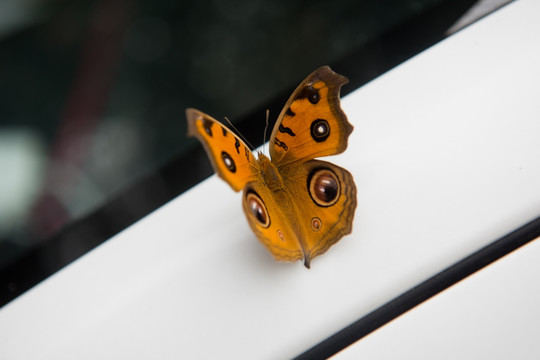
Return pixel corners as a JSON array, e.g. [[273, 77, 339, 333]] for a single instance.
[[293, 160, 357, 267], [269, 66, 353, 165], [242, 159, 356, 268], [186, 108, 257, 192]]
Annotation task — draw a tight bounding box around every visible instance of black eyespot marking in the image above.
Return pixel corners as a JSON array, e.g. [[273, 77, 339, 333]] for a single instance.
[[278, 124, 296, 137], [221, 151, 236, 173], [246, 191, 270, 228], [202, 118, 213, 137], [310, 119, 330, 142], [309, 91, 320, 104], [222, 126, 228, 136], [234, 138, 240, 154], [307, 168, 340, 207], [296, 85, 320, 104], [285, 107, 296, 117], [274, 137, 288, 151]]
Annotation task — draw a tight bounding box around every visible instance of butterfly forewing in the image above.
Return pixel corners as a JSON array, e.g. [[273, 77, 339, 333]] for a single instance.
[[269, 66, 353, 166], [186, 108, 257, 192]]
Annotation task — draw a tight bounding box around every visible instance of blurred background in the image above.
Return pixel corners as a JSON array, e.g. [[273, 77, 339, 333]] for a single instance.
[[0, 0, 510, 294]]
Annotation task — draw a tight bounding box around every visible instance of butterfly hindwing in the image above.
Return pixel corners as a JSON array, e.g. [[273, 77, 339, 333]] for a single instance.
[[290, 159, 357, 267], [241, 158, 356, 268]]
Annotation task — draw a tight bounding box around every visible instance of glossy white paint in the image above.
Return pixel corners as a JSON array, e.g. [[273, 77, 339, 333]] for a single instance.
[[334, 236, 540, 359]]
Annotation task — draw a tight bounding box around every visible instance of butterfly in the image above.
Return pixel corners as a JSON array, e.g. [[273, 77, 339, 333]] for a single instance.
[[186, 66, 356, 268]]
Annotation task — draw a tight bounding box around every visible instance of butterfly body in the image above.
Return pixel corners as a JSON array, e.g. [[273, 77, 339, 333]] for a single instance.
[[255, 153, 284, 191], [187, 66, 357, 268]]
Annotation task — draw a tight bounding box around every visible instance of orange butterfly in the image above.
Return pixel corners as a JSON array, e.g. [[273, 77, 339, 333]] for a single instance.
[[187, 66, 356, 268]]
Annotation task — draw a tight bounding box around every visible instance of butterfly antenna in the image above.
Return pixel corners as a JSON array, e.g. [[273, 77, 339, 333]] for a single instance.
[[224, 116, 256, 151], [263, 109, 270, 155]]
